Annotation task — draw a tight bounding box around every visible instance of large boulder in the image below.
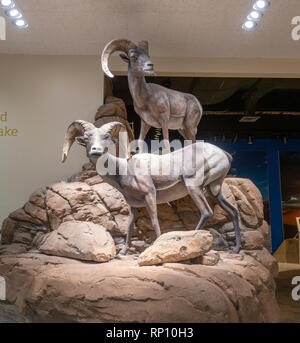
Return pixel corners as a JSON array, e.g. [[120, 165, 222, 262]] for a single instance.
[[94, 95, 135, 142], [0, 249, 280, 323], [38, 221, 116, 263], [243, 231, 265, 250], [138, 230, 213, 266]]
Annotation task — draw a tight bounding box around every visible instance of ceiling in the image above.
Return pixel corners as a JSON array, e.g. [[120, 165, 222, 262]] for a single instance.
[[0, 0, 299, 58]]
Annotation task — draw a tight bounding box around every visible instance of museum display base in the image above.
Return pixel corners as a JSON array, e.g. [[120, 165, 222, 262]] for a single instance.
[[0, 162, 280, 323], [0, 248, 280, 323]]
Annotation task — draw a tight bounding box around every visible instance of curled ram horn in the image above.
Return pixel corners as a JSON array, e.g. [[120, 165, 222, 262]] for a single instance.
[[62, 120, 95, 163], [137, 41, 149, 55], [101, 39, 137, 78], [101, 121, 127, 138]]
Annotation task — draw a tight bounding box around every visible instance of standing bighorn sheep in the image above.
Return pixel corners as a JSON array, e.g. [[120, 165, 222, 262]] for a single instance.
[[101, 39, 203, 151], [62, 120, 242, 254]]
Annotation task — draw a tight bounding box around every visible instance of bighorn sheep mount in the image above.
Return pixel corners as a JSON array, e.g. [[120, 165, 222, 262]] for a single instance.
[[101, 39, 203, 152], [62, 121, 242, 254]]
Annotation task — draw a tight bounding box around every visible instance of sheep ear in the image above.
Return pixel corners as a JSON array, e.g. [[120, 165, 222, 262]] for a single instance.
[[75, 137, 86, 147], [119, 53, 130, 63]]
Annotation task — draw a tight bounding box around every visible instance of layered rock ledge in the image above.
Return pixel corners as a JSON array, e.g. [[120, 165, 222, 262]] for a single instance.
[[0, 248, 279, 323]]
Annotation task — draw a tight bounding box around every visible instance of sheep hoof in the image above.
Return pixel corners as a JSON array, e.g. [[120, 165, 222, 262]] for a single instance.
[[118, 247, 128, 256], [232, 245, 242, 254]]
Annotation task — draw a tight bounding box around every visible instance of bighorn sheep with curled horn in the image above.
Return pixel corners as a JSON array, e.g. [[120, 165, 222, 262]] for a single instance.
[[62, 120, 242, 254], [101, 39, 203, 152]]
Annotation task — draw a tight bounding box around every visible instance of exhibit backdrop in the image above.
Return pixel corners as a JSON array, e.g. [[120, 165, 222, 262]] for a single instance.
[[280, 151, 300, 240]]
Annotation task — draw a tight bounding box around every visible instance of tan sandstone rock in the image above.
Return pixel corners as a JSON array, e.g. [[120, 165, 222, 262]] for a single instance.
[[241, 248, 278, 278], [28, 188, 46, 208], [0, 243, 28, 255], [9, 208, 43, 226], [1, 175, 271, 256], [138, 230, 213, 266], [1, 218, 18, 244], [226, 178, 264, 228], [38, 221, 116, 262], [0, 251, 280, 323], [194, 250, 220, 266], [258, 220, 270, 238], [243, 231, 264, 250]]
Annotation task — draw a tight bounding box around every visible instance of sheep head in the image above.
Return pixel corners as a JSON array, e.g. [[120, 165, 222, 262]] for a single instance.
[[62, 120, 127, 162], [101, 39, 154, 78]]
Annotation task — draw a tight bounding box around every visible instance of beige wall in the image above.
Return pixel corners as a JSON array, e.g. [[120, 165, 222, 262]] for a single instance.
[[1, 53, 300, 227], [110, 56, 300, 78], [0, 55, 103, 226]]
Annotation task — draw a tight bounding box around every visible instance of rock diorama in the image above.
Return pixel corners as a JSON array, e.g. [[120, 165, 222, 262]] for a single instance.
[[0, 42, 280, 323], [0, 160, 280, 323]]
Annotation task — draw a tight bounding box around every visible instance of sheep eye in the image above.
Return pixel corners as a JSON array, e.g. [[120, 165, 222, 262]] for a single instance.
[[103, 133, 110, 139], [130, 55, 137, 62]]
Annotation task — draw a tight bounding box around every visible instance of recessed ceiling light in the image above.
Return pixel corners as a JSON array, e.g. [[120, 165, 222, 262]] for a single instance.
[[253, 0, 270, 11], [242, 20, 257, 31], [0, 0, 15, 8], [247, 10, 263, 21], [0, 1, 28, 28], [6, 8, 22, 18], [242, 1, 271, 31], [14, 18, 28, 28]]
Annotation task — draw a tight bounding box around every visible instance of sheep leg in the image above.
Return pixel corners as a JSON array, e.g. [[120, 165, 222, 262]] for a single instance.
[[179, 127, 196, 144], [186, 186, 213, 230], [119, 207, 138, 255], [144, 193, 161, 238], [215, 192, 242, 253], [196, 189, 214, 230], [138, 120, 150, 153], [162, 125, 170, 152], [183, 99, 202, 143]]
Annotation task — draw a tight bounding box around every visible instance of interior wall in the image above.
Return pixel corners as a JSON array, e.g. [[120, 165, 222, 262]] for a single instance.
[[0, 55, 103, 226], [109, 56, 300, 78]]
